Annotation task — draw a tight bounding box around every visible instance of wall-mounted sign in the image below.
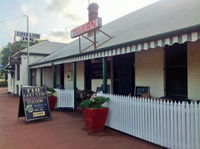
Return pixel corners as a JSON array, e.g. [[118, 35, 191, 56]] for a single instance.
[[10, 56, 21, 64], [66, 72, 72, 81], [18, 86, 51, 121], [71, 17, 102, 38]]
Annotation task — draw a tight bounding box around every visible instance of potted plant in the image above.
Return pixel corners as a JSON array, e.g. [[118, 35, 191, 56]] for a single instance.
[[80, 94, 110, 131], [47, 87, 57, 111]]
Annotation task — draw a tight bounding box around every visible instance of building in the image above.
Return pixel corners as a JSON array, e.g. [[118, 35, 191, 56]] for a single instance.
[[5, 41, 66, 95], [30, 0, 200, 102], [4, 1, 200, 147]]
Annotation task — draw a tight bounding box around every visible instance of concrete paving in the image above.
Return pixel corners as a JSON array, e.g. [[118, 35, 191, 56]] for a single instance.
[[0, 88, 164, 149]]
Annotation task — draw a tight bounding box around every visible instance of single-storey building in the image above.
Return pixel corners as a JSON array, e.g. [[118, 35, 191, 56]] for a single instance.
[[5, 41, 66, 95], [5, 1, 200, 148], [30, 0, 200, 103]]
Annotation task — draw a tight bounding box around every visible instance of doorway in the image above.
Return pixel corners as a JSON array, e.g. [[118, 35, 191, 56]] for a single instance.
[[113, 53, 135, 95], [165, 43, 187, 99]]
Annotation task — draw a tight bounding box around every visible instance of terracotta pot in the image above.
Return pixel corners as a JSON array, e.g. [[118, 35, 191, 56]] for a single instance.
[[48, 96, 57, 111], [82, 107, 109, 131]]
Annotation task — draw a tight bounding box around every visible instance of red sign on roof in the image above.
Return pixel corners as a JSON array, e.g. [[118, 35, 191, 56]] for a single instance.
[[71, 18, 102, 38]]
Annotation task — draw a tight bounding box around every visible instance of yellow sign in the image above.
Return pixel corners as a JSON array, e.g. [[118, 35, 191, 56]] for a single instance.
[[33, 111, 45, 117]]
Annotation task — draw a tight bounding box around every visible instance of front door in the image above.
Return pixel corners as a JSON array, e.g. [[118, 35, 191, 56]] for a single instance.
[[165, 43, 187, 99], [113, 53, 135, 95]]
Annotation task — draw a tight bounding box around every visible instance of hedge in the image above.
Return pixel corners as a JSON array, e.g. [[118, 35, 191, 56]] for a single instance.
[[0, 81, 7, 87]]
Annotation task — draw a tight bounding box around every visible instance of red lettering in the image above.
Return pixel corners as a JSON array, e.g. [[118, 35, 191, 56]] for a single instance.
[[86, 23, 90, 31], [90, 20, 96, 29], [82, 25, 85, 33]]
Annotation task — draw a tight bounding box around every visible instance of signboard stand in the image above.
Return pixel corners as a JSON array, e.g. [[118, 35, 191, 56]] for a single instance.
[[18, 91, 25, 118], [18, 86, 51, 122]]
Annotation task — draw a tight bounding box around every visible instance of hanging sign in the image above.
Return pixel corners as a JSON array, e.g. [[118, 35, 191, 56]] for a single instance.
[[18, 86, 51, 121], [71, 17, 102, 38]]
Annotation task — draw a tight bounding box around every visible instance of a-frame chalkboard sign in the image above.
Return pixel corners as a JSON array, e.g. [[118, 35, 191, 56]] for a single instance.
[[18, 86, 51, 121]]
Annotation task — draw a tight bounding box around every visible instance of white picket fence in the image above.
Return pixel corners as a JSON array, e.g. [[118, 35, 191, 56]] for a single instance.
[[101, 94, 200, 149], [55, 89, 74, 109]]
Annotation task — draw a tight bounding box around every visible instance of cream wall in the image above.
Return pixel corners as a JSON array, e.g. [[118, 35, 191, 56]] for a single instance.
[[64, 63, 73, 89], [135, 47, 164, 98], [77, 61, 85, 90], [36, 68, 41, 86], [188, 40, 200, 100], [91, 79, 111, 92], [35, 65, 60, 87], [7, 74, 15, 93], [11, 54, 45, 95], [64, 62, 85, 90], [42, 67, 53, 88]]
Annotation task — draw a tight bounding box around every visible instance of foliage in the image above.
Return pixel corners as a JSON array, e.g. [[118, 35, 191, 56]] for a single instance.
[[47, 87, 56, 97], [0, 81, 7, 87], [0, 40, 44, 74], [80, 95, 110, 109]]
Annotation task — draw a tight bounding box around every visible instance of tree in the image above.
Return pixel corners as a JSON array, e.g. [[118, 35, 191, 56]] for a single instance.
[[0, 40, 43, 74], [0, 40, 41, 67]]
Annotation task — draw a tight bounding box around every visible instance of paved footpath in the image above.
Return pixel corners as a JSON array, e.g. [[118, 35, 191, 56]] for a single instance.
[[0, 88, 164, 149]]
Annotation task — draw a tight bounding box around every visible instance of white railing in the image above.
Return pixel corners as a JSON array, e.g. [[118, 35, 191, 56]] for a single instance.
[[55, 89, 74, 109], [101, 94, 200, 149]]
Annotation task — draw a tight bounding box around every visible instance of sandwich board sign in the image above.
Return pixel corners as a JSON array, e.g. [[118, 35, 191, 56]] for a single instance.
[[18, 86, 51, 121]]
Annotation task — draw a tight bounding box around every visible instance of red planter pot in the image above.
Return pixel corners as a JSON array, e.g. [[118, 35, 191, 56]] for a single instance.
[[48, 96, 57, 111], [82, 107, 109, 131]]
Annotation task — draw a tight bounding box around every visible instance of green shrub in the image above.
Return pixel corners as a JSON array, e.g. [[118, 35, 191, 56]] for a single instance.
[[47, 87, 56, 97], [0, 81, 7, 87], [47, 87, 55, 93], [80, 95, 110, 109]]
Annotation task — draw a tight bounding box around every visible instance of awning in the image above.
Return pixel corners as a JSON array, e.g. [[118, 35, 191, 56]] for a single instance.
[[30, 62, 52, 69], [50, 30, 200, 65]]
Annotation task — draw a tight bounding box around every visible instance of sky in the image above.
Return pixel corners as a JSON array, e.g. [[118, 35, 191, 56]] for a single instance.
[[0, 0, 159, 47]]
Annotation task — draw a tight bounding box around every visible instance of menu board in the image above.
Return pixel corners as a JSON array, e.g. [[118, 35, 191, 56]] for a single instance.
[[18, 86, 51, 121]]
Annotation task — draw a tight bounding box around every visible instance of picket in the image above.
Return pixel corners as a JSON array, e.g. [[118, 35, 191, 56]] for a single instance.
[[101, 94, 200, 149], [55, 89, 74, 109]]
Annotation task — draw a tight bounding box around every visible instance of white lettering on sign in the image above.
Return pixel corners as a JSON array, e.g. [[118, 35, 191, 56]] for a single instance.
[[71, 18, 102, 38]]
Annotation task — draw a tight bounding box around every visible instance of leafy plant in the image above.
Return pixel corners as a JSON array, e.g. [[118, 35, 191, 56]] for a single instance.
[[47, 87, 56, 97], [80, 95, 110, 109]]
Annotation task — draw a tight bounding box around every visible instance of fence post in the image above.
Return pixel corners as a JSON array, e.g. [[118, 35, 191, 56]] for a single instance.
[[102, 57, 107, 93], [73, 62, 77, 110]]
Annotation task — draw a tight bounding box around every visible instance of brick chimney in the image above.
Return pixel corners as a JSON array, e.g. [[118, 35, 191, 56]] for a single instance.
[[88, 3, 99, 22], [87, 3, 99, 36]]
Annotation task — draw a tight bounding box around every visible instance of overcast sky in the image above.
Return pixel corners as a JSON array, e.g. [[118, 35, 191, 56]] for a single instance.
[[0, 0, 159, 47]]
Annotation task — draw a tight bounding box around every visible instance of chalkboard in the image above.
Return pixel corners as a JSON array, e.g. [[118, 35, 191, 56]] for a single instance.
[[18, 86, 51, 121], [134, 86, 150, 97]]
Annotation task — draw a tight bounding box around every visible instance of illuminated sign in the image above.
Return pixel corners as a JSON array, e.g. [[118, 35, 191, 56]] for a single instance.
[[71, 17, 102, 38]]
